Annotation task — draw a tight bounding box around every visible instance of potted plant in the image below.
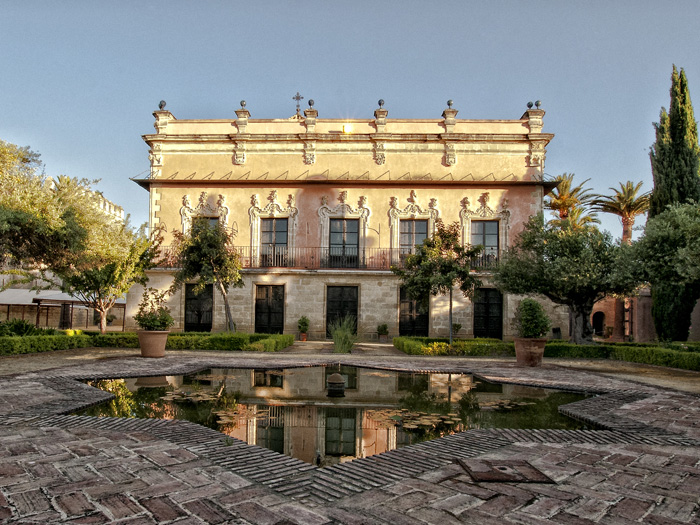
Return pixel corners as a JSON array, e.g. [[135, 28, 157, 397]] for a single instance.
[[133, 288, 174, 358], [298, 315, 310, 341], [377, 323, 389, 343], [513, 298, 551, 367]]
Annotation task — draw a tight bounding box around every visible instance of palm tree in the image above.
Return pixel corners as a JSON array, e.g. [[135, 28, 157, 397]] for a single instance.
[[592, 181, 650, 244], [546, 173, 597, 221], [548, 206, 600, 231]]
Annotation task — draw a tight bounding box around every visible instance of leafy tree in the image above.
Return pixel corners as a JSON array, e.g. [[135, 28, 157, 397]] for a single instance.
[[1, 139, 154, 333], [649, 65, 700, 218], [169, 218, 243, 331], [493, 214, 638, 344], [634, 203, 700, 341], [647, 66, 700, 338], [391, 220, 483, 344], [546, 173, 598, 223], [58, 229, 162, 333], [592, 181, 650, 244]]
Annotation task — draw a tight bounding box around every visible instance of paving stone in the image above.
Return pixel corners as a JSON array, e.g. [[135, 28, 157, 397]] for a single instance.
[[181, 498, 234, 524], [138, 496, 188, 522], [55, 491, 96, 518], [233, 501, 285, 525], [407, 506, 464, 525], [96, 493, 146, 520], [9, 488, 52, 515]]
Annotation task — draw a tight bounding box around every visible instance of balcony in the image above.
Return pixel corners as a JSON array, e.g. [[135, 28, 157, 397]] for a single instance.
[[155, 246, 498, 271]]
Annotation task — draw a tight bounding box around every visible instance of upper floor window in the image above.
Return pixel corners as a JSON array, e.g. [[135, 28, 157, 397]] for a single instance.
[[399, 219, 428, 254], [261, 218, 288, 267], [471, 220, 499, 258], [329, 218, 359, 268]]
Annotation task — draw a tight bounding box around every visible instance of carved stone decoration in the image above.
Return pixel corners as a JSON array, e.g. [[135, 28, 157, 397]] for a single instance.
[[179, 192, 231, 233], [153, 110, 174, 134], [374, 142, 386, 165], [148, 143, 163, 179], [444, 143, 457, 166], [233, 142, 246, 165], [388, 191, 440, 262], [318, 191, 371, 253], [249, 190, 299, 264], [303, 142, 316, 165], [459, 192, 511, 254], [528, 141, 546, 169]]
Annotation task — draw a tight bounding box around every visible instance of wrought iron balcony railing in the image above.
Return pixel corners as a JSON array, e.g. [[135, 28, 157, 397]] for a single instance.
[[155, 246, 498, 271]]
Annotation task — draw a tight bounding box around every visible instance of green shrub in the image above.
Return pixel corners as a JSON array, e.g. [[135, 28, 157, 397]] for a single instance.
[[0, 335, 93, 355], [90, 333, 139, 348], [0, 319, 59, 337], [543, 343, 613, 359], [514, 298, 551, 338], [329, 316, 357, 353], [610, 345, 700, 371], [451, 340, 515, 357]]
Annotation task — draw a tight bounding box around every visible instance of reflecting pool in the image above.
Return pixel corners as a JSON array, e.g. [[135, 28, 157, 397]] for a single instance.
[[76, 366, 589, 466]]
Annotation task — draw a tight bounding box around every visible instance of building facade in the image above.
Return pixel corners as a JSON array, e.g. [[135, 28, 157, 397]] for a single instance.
[[127, 100, 566, 340]]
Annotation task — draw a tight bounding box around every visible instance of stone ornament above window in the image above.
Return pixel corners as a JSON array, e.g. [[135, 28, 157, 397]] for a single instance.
[[179, 192, 231, 233], [318, 191, 371, 251], [388, 191, 440, 258], [459, 192, 510, 249], [248, 190, 299, 259]]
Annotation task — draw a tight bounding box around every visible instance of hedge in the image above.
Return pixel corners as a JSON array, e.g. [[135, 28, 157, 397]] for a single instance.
[[393, 337, 700, 372], [0, 335, 93, 355], [0, 332, 295, 356]]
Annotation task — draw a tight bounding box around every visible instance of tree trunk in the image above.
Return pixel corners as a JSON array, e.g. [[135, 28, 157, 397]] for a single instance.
[[448, 287, 453, 346], [99, 309, 107, 334], [217, 281, 236, 332], [570, 303, 595, 344]]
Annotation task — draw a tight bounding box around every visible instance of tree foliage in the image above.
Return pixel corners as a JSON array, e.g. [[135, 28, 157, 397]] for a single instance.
[[1, 139, 154, 333], [391, 220, 483, 344], [592, 181, 650, 244], [546, 173, 598, 224], [649, 65, 700, 217], [59, 228, 162, 333], [169, 219, 243, 331], [493, 214, 638, 344], [635, 203, 700, 341]]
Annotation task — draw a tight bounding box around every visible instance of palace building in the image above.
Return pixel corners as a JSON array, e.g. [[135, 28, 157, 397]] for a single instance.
[[127, 99, 565, 340]]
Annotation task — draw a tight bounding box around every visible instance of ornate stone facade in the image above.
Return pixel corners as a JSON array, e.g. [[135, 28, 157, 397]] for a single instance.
[[130, 101, 559, 340]]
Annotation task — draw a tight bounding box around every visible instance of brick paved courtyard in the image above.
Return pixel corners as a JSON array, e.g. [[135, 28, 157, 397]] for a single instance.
[[0, 348, 699, 524]]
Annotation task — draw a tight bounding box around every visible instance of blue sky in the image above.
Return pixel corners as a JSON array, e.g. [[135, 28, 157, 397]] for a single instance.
[[2, 1, 700, 239]]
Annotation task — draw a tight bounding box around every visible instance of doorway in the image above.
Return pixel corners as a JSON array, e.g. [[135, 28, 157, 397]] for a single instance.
[[473, 288, 503, 339], [185, 284, 213, 332], [326, 286, 358, 337], [255, 285, 285, 334]]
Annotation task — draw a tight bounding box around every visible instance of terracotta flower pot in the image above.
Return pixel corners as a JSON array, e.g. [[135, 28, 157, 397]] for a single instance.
[[514, 337, 547, 367], [299, 332, 308, 342], [137, 330, 169, 358]]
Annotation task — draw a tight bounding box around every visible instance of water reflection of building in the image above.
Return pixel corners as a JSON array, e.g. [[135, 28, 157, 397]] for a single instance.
[[201, 366, 537, 466]]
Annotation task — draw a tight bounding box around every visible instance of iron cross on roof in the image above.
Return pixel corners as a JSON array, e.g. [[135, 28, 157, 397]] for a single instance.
[[292, 92, 304, 113]]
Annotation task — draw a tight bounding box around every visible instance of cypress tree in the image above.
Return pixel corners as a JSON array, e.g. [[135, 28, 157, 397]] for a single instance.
[[649, 65, 700, 217], [647, 65, 700, 340]]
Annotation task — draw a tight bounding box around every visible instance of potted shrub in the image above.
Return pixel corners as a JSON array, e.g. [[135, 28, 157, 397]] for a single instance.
[[298, 315, 310, 341], [377, 323, 389, 343], [513, 298, 551, 367], [133, 288, 174, 358]]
